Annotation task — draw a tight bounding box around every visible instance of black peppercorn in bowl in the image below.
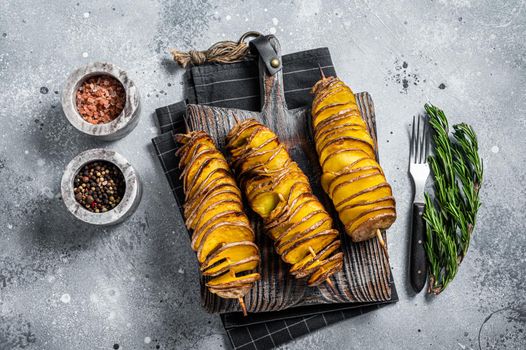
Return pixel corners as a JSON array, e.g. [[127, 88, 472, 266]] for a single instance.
[[61, 149, 142, 225]]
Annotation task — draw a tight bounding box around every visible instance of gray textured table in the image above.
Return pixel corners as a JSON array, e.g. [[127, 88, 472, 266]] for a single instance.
[[1, 1, 525, 349]]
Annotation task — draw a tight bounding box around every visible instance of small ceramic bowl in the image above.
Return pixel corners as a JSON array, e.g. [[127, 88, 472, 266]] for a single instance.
[[61, 62, 141, 141], [61, 149, 142, 226]]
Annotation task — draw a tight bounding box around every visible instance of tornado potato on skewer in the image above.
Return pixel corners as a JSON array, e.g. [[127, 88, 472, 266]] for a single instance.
[[175, 131, 261, 316], [310, 73, 396, 248], [226, 119, 344, 287]]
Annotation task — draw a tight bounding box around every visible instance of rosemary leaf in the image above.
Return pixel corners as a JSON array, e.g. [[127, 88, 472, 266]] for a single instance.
[[422, 104, 483, 294]]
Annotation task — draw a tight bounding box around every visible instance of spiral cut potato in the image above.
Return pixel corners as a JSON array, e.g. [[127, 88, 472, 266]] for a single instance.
[[311, 75, 396, 243], [226, 119, 344, 287], [175, 131, 261, 315]]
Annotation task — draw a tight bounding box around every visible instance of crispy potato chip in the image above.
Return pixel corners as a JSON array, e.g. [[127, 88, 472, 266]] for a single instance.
[[290, 240, 341, 279], [307, 253, 344, 286], [201, 241, 260, 271], [281, 230, 339, 264]]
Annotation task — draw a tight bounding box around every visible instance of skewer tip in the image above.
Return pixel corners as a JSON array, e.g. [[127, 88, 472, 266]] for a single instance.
[[238, 297, 248, 316], [325, 276, 335, 289], [232, 114, 240, 124], [317, 63, 326, 80], [308, 245, 335, 289], [309, 246, 334, 289], [376, 229, 389, 260], [182, 115, 190, 132]]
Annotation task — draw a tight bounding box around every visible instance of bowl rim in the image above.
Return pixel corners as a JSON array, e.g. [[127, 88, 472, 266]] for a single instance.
[[61, 148, 140, 225], [72, 71, 128, 128], [61, 62, 140, 137]]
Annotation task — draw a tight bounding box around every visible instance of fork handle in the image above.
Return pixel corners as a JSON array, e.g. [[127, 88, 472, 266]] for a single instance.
[[410, 202, 427, 293]]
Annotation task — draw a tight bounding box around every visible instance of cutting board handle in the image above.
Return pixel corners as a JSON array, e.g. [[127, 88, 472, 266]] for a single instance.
[[249, 35, 288, 116]]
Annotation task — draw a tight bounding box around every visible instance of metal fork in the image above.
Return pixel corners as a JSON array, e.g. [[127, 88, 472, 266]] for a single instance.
[[408, 115, 430, 293]]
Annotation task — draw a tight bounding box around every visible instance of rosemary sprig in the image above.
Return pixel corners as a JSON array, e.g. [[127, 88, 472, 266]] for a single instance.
[[422, 104, 483, 294]]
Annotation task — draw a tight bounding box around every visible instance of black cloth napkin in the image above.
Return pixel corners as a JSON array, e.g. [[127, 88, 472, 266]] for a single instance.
[[152, 47, 398, 350]]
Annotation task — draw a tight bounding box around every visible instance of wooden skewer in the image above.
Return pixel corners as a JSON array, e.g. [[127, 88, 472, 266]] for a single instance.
[[376, 229, 389, 260], [318, 63, 326, 80], [325, 276, 335, 289], [221, 265, 247, 316], [232, 113, 240, 124], [308, 246, 317, 257], [308, 246, 335, 289], [238, 297, 248, 316], [182, 115, 190, 132]]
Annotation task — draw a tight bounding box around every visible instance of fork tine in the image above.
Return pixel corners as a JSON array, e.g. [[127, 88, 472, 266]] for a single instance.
[[410, 115, 416, 163], [417, 114, 422, 163], [420, 115, 427, 164]]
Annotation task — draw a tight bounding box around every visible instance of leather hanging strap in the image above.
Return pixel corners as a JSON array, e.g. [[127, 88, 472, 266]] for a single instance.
[[248, 35, 282, 76]]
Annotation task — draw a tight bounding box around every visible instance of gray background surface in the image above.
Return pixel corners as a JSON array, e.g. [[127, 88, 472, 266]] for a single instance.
[[1, 0, 525, 349]]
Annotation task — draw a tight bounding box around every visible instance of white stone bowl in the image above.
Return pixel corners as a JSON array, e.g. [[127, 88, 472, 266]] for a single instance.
[[61, 62, 141, 141], [61, 149, 142, 225]]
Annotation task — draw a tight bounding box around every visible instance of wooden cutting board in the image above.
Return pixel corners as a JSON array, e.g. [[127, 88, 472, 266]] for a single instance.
[[181, 35, 392, 314]]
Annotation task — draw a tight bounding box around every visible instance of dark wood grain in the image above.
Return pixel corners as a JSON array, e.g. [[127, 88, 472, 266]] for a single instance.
[[183, 37, 392, 314]]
